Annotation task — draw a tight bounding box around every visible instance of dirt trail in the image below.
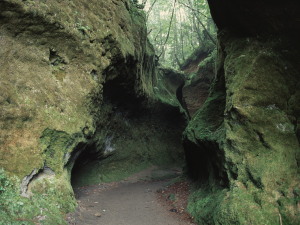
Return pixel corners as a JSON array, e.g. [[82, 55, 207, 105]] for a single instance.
[[68, 166, 195, 225]]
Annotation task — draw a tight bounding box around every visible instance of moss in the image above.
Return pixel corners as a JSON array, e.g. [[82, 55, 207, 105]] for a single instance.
[[153, 69, 182, 107], [29, 170, 76, 214], [72, 99, 185, 187], [129, 2, 146, 27], [72, 138, 180, 186], [214, 186, 279, 225], [198, 49, 217, 73], [184, 90, 225, 143], [183, 51, 226, 143], [181, 44, 215, 71], [40, 129, 84, 175], [187, 184, 227, 225], [185, 32, 300, 224], [0, 168, 72, 225], [72, 159, 150, 187], [0, 0, 184, 223], [188, 182, 282, 225]]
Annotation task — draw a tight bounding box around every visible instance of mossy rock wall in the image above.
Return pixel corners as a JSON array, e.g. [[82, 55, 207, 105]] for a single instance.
[[0, 0, 159, 223], [185, 1, 300, 224], [182, 46, 216, 117]]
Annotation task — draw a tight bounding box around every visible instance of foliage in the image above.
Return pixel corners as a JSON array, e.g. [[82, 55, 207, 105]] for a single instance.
[[0, 168, 74, 225], [187, 184, 227, 225], [145, 0, 216, 68]]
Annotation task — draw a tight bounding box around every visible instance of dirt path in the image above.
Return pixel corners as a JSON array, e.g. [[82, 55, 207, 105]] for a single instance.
[[68, 166, 195, 225]]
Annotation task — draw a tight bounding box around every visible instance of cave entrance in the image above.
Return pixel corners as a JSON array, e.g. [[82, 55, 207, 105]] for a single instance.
[[70, 142, 100, 187], [70, 73, 187, 189]]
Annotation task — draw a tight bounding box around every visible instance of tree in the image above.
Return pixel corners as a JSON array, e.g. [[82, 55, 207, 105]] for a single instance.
[[145, 0, 216, 68]]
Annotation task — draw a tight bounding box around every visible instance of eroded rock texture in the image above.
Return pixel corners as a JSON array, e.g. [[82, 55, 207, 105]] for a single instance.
[[0, 0, 184, 223], [181, 46, 215, 117], [185, 1, 300, 224]]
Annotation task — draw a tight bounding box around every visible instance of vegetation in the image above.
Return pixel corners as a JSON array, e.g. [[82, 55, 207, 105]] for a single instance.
[[0, 169, 74, 225], [1, 0, 298, 224], [144, 0, 216, 68], [71, 100, 186, 187]]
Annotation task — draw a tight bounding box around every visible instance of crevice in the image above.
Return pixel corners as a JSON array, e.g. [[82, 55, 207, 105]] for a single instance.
[[183, 140, 229, 188], [254, 130, 271, 149], [246, 167, 264, 189], [20, 166, 55, 197], [49, 48, 67, 66], [90, 69, 99, 81], [176, 82, 190, 118], [183, 48, 228, 188], [20, 169, 38, 197]]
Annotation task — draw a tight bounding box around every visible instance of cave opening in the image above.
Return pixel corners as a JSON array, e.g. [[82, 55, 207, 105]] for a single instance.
[[183, 140, 229, 188], [70, 68, 187, 188]]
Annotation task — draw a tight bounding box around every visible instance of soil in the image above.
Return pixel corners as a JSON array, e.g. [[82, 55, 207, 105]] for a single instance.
[[67, 166, 196, 225], [157, 180, 195, 224]]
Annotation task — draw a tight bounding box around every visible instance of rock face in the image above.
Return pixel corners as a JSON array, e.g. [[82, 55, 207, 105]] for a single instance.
[[0, 0, 185, 223], [185, 1, 300, 224], [0, 0, 146, 176], [181, 46, 216, 117], [71, 65, 186, 188]]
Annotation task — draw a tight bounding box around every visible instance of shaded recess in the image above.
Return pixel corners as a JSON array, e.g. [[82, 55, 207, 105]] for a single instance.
[[183, 64, 229, 188], [183, 140, 229, 188], [181, 46, 216, 117], [71, 63, 187, 187]]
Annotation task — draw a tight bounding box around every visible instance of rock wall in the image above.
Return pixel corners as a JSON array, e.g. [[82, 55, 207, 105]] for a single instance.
[[185, 1, 300, 224], [0, 0, 165, 223], [181, 46, 216, 117]]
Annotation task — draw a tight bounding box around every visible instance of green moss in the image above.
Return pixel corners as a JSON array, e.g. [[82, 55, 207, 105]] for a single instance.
[[185, 91, 225, 143], [185, 33, 300, 224], [188, 182, 282, 225], [187, 184, 227, 225], [181, 44, 215, 70], [129, 3, 146, 27], [0, 168, 72, 225], [72, 159, 150, 187], [0, 0, 166, 223], [152, 68, 188, 118], [72, 99, 185, 187], [29, 170, 76, 213], [72, 127, 184, 186], [184, 68, 226, 144], [40, 129, 84, 175]]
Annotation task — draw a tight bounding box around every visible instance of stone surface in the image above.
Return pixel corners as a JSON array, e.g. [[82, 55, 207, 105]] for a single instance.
[[184, 1, 300, 224], [182, 47, 216, 117], [0, 0, 176, 223]]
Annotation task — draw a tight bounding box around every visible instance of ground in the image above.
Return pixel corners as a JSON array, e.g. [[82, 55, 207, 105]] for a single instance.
[[67, 166, 196, 225]]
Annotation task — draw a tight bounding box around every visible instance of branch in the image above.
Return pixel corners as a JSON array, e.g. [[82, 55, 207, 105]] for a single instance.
[[146, 0, 158, 20], [158, 0, 177, 58], [186, 0, 216, 45], [154, 29, 162, 41], [178, 1, 210, 19]]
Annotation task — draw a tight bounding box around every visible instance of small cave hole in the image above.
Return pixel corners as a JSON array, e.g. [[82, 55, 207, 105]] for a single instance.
[[183, 140, 229, 188], [70, 143, 101, 188]]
